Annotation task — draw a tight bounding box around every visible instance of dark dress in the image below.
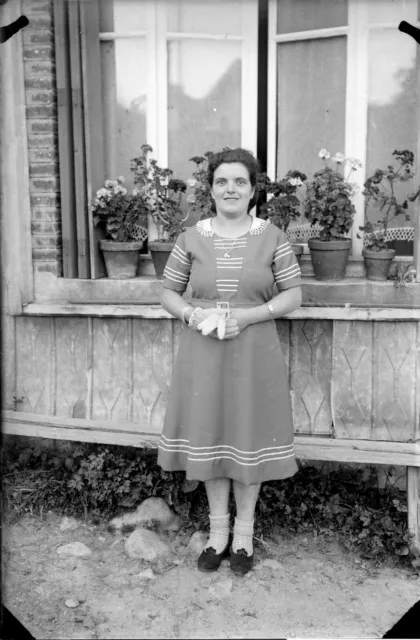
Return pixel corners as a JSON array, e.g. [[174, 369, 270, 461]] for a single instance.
[[157, 216, 301, 485]]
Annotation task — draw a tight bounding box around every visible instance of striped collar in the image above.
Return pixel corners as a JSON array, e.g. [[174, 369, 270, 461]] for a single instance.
[[196, 216, 269, 238]]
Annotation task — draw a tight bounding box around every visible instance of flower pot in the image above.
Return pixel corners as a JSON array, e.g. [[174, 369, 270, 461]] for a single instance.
[[291, 244, 304, 264], [362, 247, 396, 281], [149, 241, 174, 279], [308, 237, 352, 281], [99, 239, 143, 279]]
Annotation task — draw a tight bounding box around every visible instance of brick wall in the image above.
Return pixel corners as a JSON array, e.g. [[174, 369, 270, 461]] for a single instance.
[[23, 0, 62, 277]]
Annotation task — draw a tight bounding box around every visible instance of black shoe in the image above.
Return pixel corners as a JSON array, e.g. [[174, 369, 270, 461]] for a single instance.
[[230, 548, 254, 576], [197, 541, 231, 572]]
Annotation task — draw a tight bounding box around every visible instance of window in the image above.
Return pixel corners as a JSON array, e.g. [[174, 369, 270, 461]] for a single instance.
[[267, 0, 420, 257], [55, 0, 258, 278]]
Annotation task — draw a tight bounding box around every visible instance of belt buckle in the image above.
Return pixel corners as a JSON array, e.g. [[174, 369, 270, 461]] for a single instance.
[[216, 301, 230, 318]]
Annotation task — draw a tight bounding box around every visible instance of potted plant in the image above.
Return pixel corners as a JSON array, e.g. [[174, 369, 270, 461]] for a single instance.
[[92, 177, 148, 279], [358, 149, 419, 281], [304, 150, 361, 280], [130, 145, 188, 278], [258, 170, 307, 262]]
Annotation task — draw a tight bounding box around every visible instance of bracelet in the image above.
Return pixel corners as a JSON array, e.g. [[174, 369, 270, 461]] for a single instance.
[[181, 305, 193, 324], [188, 307, 202, 328], [266, 301, 275, 319]]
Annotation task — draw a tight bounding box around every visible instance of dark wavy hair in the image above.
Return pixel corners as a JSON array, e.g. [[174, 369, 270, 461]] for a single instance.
[[207, 148, 260, 211]]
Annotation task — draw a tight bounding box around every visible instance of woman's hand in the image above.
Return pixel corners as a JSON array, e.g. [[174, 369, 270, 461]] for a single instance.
[[228, 308, 252, 333]]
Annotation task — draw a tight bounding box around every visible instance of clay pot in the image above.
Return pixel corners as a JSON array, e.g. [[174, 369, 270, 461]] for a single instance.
[[149, 241, 175, 279], [308, 238, 352, 281], [362, 247, 396, 281], [99, 239, 144, 279]]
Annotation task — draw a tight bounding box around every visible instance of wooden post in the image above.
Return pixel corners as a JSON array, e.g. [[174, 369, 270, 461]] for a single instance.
[[0, 1, 34, 408], [407, 467, 420, 554], [0, 1, 34, 311], [415, 43, 420, 283]]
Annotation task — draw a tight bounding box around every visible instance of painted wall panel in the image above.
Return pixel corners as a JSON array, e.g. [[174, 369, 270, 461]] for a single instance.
[[55, 317, 90, 418], [332, 321, 373, 439], [132, 318, 173, 433], [373, 322, 417, 441], [290, 320, 333, 435], [92, 318, 129, 421], [15, 317, 51, 414]]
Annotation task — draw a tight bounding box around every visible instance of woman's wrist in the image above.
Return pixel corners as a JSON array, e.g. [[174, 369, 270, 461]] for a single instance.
[[181, 305, 194, 324], [247, 304, 273, 326]]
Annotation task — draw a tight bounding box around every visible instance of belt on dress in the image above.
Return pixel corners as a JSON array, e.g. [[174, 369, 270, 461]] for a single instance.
[[189, 298, 266, 310]]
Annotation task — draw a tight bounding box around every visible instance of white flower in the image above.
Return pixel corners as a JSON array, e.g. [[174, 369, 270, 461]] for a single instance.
[[132, 189, 139, 196], [289, 177, 303, 187], [347, 158, 362, 169], [114, 185, 127, 195], [117, 176, 125, 183], [332, 153, 345, 164], [319, 148, 330, 160], [187, 194, 196, 204], [187, 178, 197, 188], [105, 179, 117, 188], [96, 187, 109, 198]]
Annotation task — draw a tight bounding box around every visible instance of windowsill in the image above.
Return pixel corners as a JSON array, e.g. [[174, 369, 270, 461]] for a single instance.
[[30, 255, 420, 312]]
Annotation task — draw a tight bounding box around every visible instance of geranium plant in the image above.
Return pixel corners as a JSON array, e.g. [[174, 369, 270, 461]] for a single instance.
[[258, 170, 307, 231], [304, 150, 361, 241], [358, 149, 419, 251], [92, 177, 148, 242], [130, 144, 188, 242], [187, 152, 217, 220]]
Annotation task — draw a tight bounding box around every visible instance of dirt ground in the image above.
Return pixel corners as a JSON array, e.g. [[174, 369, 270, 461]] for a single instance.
[[2, 512, 419, 639]]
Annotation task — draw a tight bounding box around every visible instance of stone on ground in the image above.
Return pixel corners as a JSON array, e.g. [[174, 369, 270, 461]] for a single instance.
[[57, 542, 92, 557], [59, 516, 80, 532], [136, 568, 155, 581], [125, 528, 170, 561], [208, 578, 233, 600], [109, 497, 181, 532], [65, 598, 79, 608], [187, 531, 208, 555]]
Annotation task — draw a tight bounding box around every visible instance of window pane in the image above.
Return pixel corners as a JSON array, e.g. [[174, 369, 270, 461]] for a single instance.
[[368, 0, 417, 24], [168, 0, 242, 35], [99, 0, 149, 32], [366, 30, 418, 236], [101, 39, 147, 183], [277, 0, 348, 34], [276, 37, 346, 181], [168, 40, 241, 182]]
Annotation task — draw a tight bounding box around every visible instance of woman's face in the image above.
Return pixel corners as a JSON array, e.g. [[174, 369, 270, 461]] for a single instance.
[[211, 162, 255, 217]]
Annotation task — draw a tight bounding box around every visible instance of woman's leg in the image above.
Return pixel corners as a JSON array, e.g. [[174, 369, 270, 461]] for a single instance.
[[203, 478, 231, 553], [232, 481, 261, 555]]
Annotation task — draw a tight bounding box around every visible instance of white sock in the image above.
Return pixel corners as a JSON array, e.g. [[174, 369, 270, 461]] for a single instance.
[[204, 513, 230, 554], [232, 517, 254, 556]]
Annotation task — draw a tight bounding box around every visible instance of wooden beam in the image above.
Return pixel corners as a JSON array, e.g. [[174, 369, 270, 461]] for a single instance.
[[3, 411, 419, 466], [21, 302, 420, 321], [407, 467, 420, 553], [294, 436, 420, 467]]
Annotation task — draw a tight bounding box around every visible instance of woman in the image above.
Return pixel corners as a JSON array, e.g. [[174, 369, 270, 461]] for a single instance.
[[157, 148, 302, 576]]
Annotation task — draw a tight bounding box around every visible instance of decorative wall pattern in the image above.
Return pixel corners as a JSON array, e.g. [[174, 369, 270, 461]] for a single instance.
[[13, 315, 420, 443], [290, 320, 333, 436]]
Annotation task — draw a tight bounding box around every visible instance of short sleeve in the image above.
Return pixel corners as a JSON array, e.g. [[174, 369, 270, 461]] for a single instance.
[[162, 232, 192, 293], [272, 230, 302, 292]]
